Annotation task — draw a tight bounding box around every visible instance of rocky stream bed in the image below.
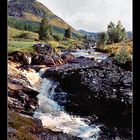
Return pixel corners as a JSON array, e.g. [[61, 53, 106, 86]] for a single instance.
[[8, 44, 132, 140]]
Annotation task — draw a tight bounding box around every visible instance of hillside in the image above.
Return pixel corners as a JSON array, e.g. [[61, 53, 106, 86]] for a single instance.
[[127, 31, 133, 39], [8, 0, 82, 37], [78, 30, 99, 40]]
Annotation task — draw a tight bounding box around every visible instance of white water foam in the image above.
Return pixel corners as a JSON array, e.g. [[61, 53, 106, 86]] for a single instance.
[[21, 68, 42, 91], [71, 49, 108, 61], [34, 76, 101, 140]]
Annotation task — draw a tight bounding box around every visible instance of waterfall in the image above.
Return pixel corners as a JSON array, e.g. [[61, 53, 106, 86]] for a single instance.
[[33, 69, 101, 140]]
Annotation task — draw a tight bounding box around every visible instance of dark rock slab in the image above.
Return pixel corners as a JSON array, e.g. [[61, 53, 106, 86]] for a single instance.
[[45, 58, 132, 129]]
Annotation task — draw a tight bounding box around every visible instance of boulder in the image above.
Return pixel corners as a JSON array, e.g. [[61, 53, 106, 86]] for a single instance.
[[33, 43, 53, 55], [61, 52, 75, 63], [45, 58, 132, 129], [8, 111, 82, 140], [8, 51, 31, 65], [32, 54, 64, 66], [8, 60, 40, 115]]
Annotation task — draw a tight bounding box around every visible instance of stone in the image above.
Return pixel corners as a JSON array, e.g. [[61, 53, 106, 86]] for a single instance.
[[45, 58, 132, 130], [61, 52, 75, 63]]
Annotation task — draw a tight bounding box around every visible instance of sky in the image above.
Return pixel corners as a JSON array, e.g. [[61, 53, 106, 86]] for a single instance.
[[37, 0, 132, 32]]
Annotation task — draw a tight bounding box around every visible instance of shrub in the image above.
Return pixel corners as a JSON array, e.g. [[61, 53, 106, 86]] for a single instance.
[[107, 21, 127, 43], [98, 32, 109, 45], [47, 41, 60, 48], [114, 45, 131, 64], [53, 33, 64, 41], [64, 27, 72, 38]]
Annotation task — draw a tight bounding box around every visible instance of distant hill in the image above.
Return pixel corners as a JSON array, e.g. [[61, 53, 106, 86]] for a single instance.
[[8, 0, 82, 37], [127, 31, 133, 39], [79, 30, 133, 40], [78, 30, 99, 40]]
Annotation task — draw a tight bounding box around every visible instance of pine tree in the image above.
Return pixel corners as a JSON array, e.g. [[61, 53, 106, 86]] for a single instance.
[[39, 15, 53, 40]]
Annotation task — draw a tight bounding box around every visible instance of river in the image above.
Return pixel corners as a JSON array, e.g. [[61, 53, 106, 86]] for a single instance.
[[31, 49, 109, 139], [22, 48, 131, 140]]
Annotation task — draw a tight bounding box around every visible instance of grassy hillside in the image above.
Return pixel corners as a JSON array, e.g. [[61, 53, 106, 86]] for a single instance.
[[8, 17, 81, 38], [78, 30, 99, 40], [8, 0, 82, 36], [8, 26, 39, 41], [8, 27, 41, 54], [8, 27, 83, 54]]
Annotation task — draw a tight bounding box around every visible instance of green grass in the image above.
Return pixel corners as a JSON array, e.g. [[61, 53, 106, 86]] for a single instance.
[[8, 40, 36, 54], [8, 26, 84, 55], [8, 27, 39, 41]]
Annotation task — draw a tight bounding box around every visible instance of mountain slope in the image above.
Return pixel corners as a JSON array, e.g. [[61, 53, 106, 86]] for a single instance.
[[78, 30, 99, 40], [127, 31, 133, 39], [8, 0, 82, 36]]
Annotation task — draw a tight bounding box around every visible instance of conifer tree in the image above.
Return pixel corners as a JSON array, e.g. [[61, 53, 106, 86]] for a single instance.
[[39, 15, 53, 40]]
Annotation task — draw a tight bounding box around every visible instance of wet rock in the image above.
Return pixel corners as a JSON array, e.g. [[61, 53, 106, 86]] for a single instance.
[[31, 54, 45, 65], [8, 82, 39, 97], [8, 51, 31, 65], [83, 38, 96, 49], [8, 60, 40, 115], [45, 58, 132, 129], [114, 60, 132, 71], [8, 111, 82, 140], [8, 96, 25, 113], [44, 56, 55, 65], [52, 54, 64, 65], [31, 54, 64, 66], [33, 43, 53, 55], [31, 43, 64, 66], [61, 52, 75, 63], [8, 88, 38, 116], [41, 132, 82, 140], [68, 58, 93, 64]]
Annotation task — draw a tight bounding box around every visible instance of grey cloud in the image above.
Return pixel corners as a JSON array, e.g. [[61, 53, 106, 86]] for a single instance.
[[38, 0, 132, 32]]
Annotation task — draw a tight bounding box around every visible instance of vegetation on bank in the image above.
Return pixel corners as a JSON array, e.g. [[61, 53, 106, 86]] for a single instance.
[[8, 26, 83, 54], [98, 21, 127, 45], [8, 15, 83, 54], [8, 18, 132, 66], [97, 21, 132, 65]]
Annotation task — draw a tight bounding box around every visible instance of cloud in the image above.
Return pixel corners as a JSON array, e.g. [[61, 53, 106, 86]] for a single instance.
[[37, 0, 132, 32]]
